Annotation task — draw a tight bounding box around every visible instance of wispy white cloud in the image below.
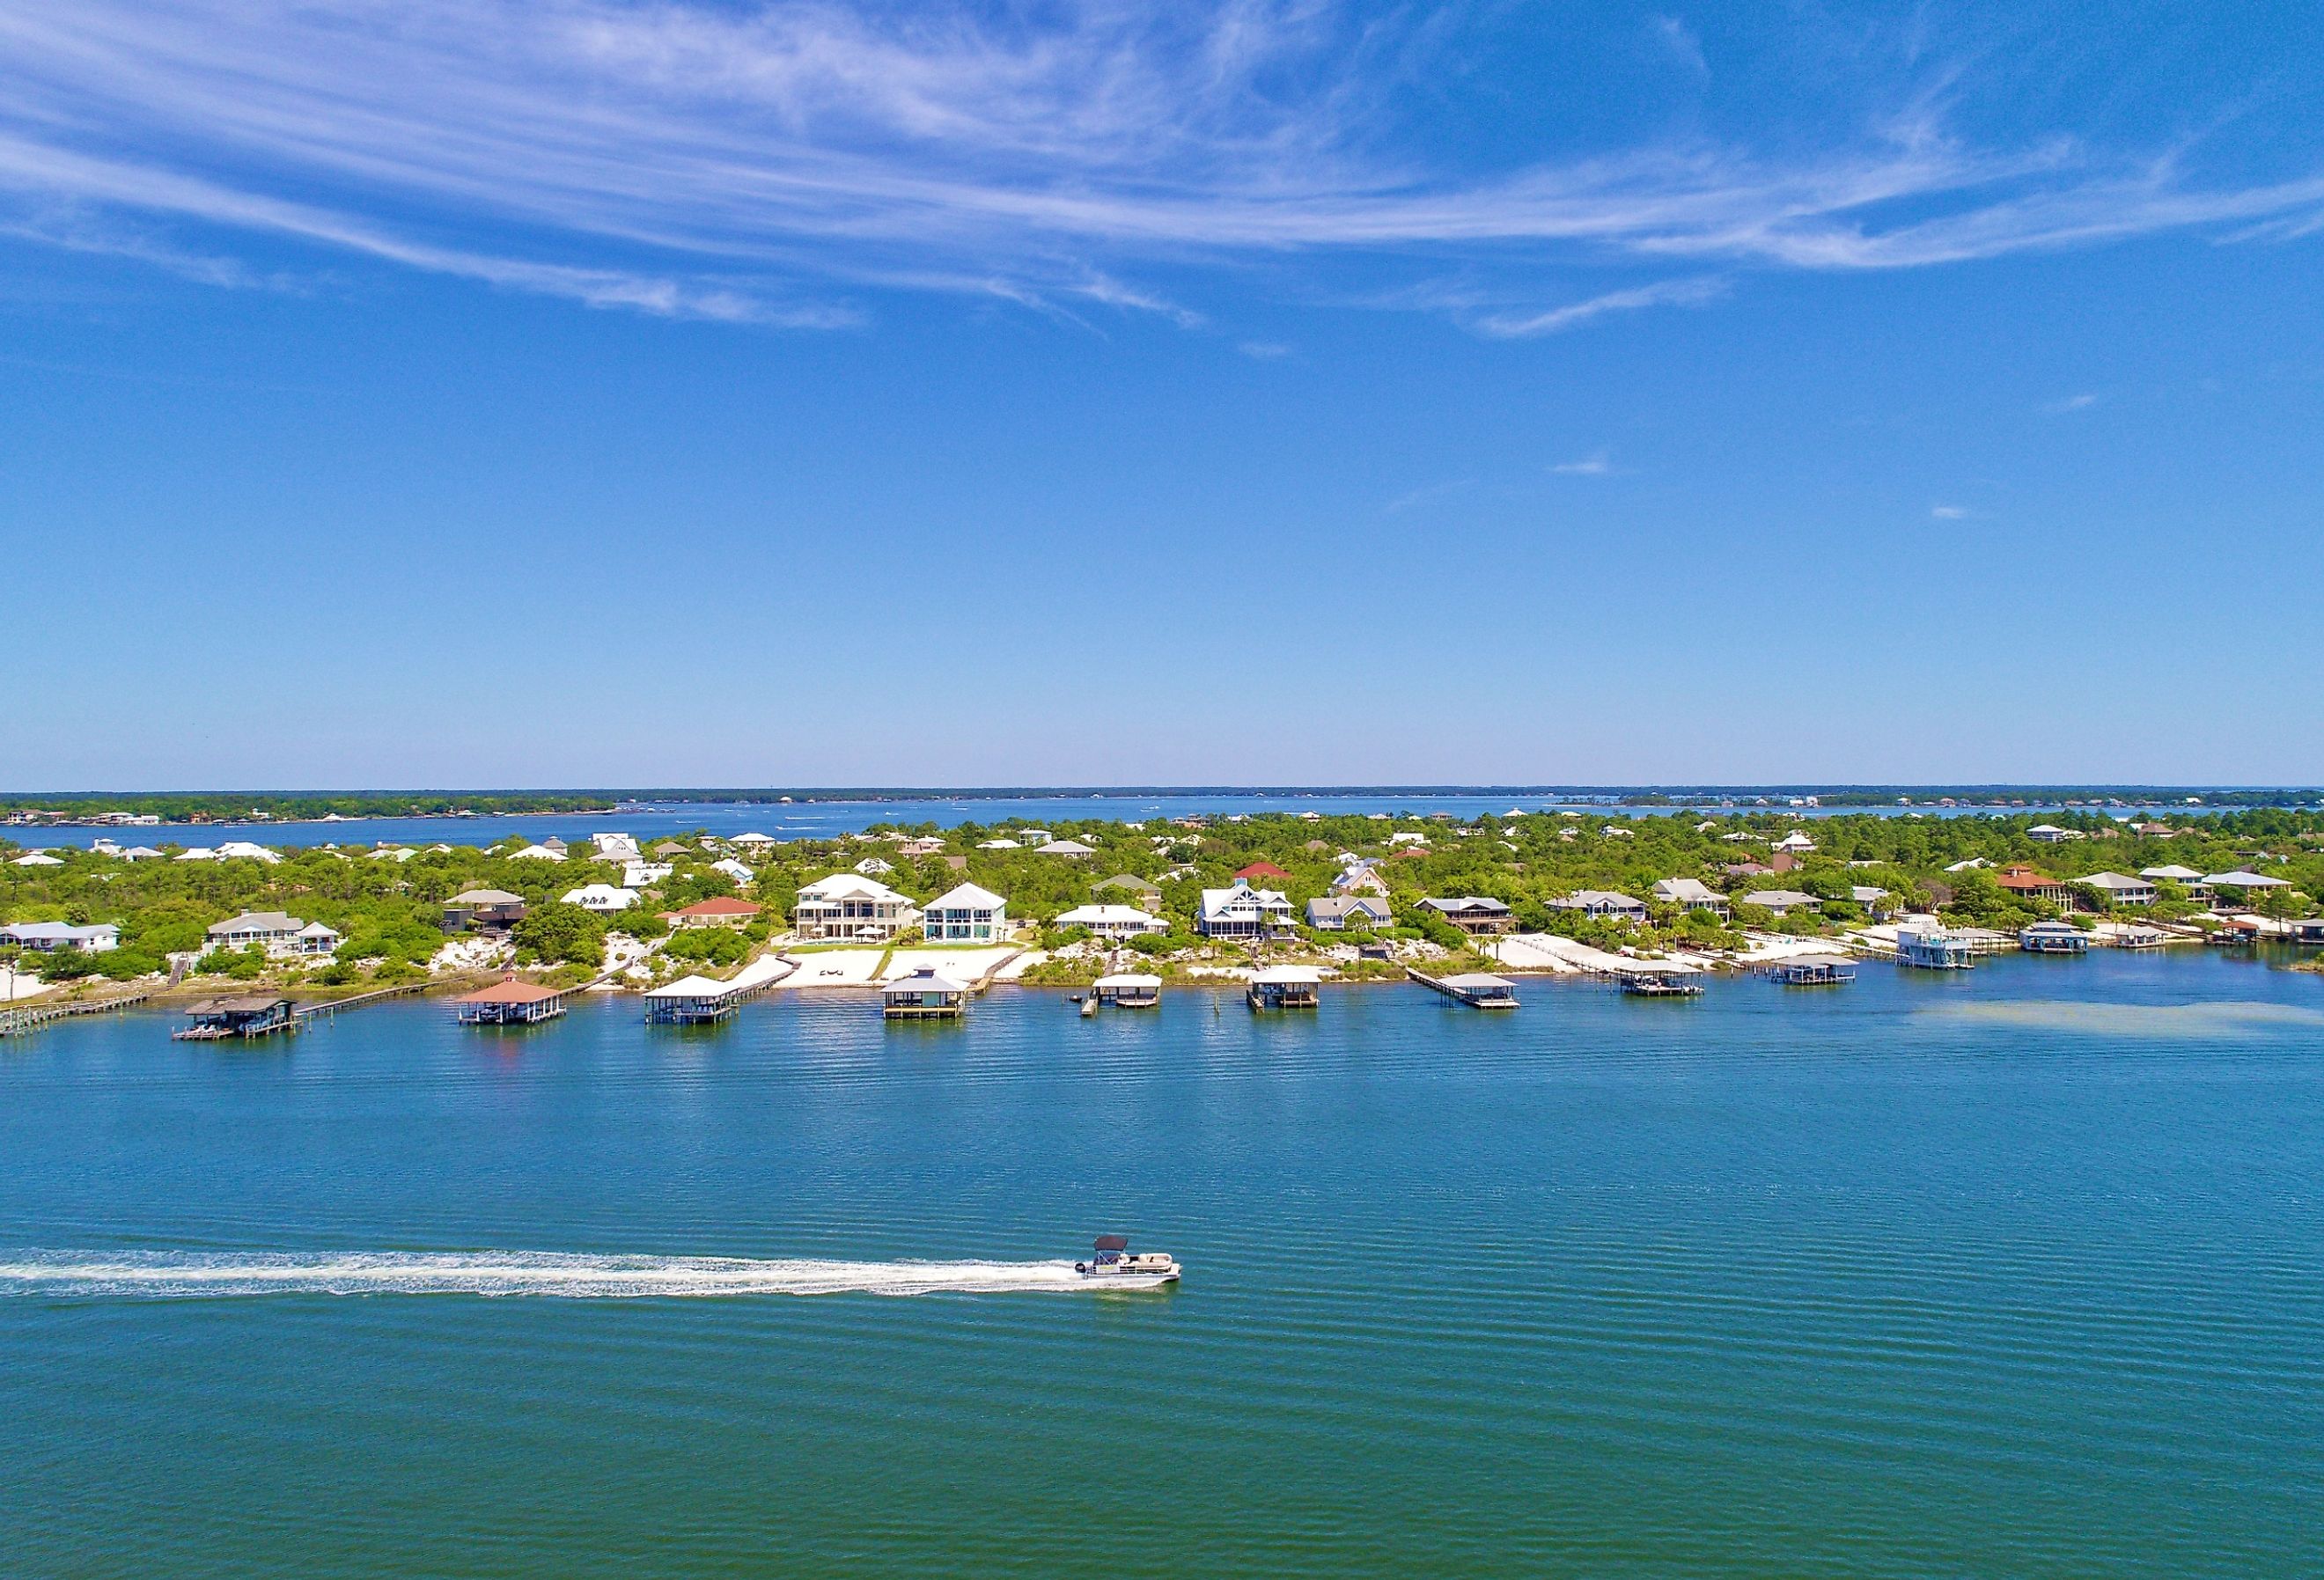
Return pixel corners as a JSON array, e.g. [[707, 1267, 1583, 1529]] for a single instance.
[[2043, 392, 2100, 413], [0, 3, 2315, 327], [1931, 503, 1970, 518], [1383, 477, 1476, 514], [1654, 17, 1710, 78], [1238, 340, 1291, 358], [1475, 276, 1728, 337], [1551, 452, 1613, 475]]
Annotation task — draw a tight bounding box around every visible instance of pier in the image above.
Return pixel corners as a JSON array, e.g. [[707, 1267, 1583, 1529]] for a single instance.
[[1766, 956, 1857, 986], [0, 988, 153, 1040], [1408, 969, 1519, 1009], [454, 976, 572, 1026], [647, 953, 793, 1025]]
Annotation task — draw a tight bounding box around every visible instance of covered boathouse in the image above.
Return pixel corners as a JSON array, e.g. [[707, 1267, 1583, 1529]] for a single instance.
[[1092, 973, 1162, 1007], [1247, 964, 1322, 1010], [173, 996, 296, 1040], [453, 976, 569, 1025], [646, 974, 743, 1025], [883, 966, 967, 1020]]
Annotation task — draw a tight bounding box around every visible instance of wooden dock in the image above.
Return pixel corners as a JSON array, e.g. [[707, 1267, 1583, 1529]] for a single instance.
[[294, 981, 431, 1023], [0, 988, 154, 1040], [1408, 969, 1520, 1009]]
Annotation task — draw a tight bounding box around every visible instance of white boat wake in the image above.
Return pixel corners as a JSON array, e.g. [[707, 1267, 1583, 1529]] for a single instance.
[[0, 1250, 1116, 1299]]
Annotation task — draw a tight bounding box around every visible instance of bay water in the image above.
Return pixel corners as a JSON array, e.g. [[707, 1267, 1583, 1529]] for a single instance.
[[4, 949, 2320, 1576]]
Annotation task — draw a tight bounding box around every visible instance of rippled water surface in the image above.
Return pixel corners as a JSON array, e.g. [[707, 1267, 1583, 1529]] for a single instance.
[[4, 950, 2320, 1576]]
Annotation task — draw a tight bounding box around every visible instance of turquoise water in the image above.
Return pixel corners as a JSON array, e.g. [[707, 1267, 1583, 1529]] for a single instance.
[[4, 951, 2320, 1576]]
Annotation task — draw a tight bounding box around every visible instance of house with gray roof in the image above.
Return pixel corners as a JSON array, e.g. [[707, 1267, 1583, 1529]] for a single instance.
[[1651, 878, 1730, 919], [1550, 891, 1647, 922], [1305, 895, 1392, 931], [1740, 890, 1821, 918], [1, 921, 119, 952]]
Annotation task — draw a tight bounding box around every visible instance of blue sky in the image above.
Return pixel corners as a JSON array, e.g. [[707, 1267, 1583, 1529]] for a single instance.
[[4, 1, 2321, 790]]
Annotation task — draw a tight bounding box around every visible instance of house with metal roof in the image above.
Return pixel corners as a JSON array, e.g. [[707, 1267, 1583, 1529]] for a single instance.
[[1, 921, 119, 952], [923, 883, 1010, 944], [1305, 895, 1392, 931], [1551, 890, 1648, 922], [1651, 878, 1730, 919], [793, 874, 921, 941], [1416, 896, 1515, 936], [1739, 890, 1821, 917], [1055, 903, 1167, 939], [1197, 878, 1295, 940], [562, 883, 638, 913], [2075, 871, 2157, 907], [207, 911, 338, 957]]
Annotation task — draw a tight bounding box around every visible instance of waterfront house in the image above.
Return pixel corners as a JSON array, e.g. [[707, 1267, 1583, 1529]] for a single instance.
[[442, 888, 526, 934], [174, 847, 221, 862], [1055, 904, 1167, 940], [729, 832, 780, 852], [923, 883, 1010, 944], [666, 897, 761, 930], [2076, 871, 2157, 908], [2139, 864, 2208, 896], [1092, 874, 1163, 911], [562, 883, 638, 913], [1235, 861, 1293, 883], [509, 843, 567, 863], [1740, 889, 1821, 918], [1037, 839, 1098, 858], [1850, 886, 1897, 921], [883, 966, 967, 1019], [1, 921, 119, 952], [10, 851, 64, 867], [1996, 866, 2077, 906], [792, 875, 920, 942], [215, 841, 282, 863], [1197, 878, 1296, 940], [1651, 878, 1731, 920], [1305, 896, 1393, 931], [2205, 871, 2293, 910], [116, 846, 164, 861], [207, 911, 334, 958], [1417, 896, 1515, 936], [1551, 891, 1648, 922]]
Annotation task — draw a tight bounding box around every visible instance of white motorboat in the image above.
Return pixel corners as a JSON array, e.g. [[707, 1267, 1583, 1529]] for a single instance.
[[1074, 1234, 1180, 1287]]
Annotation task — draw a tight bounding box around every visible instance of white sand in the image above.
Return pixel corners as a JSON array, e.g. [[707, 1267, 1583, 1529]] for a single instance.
[[776, 948, 886, 987], [1489, 933, 1703, 974], [879, 947, 1019, 986]]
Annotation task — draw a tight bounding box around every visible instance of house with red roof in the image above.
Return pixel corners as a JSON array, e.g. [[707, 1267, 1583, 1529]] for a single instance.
[[665, 896, 763, 930], [1234, 861, 1292, 882]]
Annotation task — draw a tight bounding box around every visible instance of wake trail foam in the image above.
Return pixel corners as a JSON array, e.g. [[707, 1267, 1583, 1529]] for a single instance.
[[0, 1251, 1114, 1299]]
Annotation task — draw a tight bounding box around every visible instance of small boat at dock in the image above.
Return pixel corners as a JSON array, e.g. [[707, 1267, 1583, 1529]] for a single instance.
[[1621, 973, 1703, 997], [1769, 956, 1857, 986]]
